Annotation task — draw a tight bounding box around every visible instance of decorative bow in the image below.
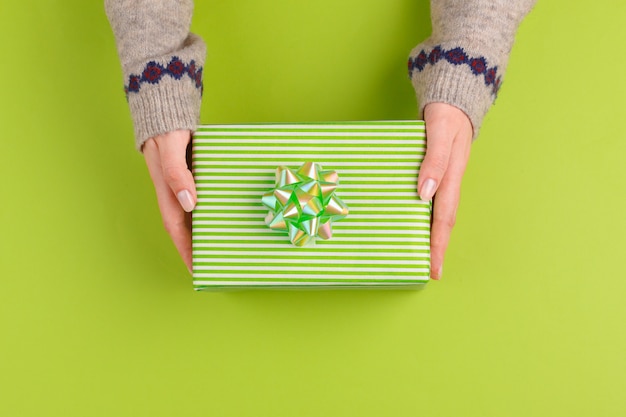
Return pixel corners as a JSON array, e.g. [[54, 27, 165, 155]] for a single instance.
[[261, 162, 349, 246]]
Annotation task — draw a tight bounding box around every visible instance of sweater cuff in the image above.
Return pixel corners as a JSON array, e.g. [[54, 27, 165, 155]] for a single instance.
[[127, 71, 203, 150], [409, 45, 500, 139]]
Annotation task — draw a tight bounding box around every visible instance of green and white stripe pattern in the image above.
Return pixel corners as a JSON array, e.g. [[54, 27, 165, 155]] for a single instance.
[[192, 121, 431, 289]]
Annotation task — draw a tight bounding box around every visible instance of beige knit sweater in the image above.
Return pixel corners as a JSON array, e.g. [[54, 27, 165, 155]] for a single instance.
[[105, 0, 535, 149]]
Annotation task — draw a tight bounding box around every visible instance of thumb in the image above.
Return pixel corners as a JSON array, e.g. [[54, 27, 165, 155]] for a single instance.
[[154, 130, 196, 212], [418, 120, 453, 201], [418, 103, 469, 201]]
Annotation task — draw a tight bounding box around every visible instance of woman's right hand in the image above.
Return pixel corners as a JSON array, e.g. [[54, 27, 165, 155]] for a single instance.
[[142, 129, 197, 274]]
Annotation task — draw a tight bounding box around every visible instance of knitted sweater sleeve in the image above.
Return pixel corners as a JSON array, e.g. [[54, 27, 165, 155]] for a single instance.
[[408, 0, 536, 138], [105, 0, 206, 150]]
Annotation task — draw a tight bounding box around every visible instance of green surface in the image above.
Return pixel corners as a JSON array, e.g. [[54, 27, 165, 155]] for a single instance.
[[1, 1, 625, 416]]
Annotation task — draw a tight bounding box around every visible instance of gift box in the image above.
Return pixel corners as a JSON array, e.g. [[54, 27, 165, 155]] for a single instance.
[[191, 121, 431, 290]]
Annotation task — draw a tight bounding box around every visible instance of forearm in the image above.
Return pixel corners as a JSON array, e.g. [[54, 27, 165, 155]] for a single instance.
[[409, 0, 536, 138], [105, 0, 206, 149]]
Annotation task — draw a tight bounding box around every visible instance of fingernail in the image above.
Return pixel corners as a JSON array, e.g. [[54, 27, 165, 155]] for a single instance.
[[177, 190, 195, 212], [420, 178, 437, 201], [431, 266, 442, 280], [188, 266, 193, 276]]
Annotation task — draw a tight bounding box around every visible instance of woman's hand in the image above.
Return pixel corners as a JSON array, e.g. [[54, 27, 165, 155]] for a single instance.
[[143, 130, 196, 274], [418, 103, 473, 280]]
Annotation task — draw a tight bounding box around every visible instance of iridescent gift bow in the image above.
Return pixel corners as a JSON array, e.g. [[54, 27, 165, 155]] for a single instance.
[[261, 162, 349, 246]]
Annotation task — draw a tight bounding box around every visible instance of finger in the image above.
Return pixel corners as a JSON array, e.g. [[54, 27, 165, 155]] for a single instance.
[[144, 138, 193, 273], [154, 130, 196, 212], [418, 110, 456, 202], [429, 132, 471, 280]]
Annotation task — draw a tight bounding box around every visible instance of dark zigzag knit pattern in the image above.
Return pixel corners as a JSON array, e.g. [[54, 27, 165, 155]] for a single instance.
[[124, 56, 203, 97], [408, 46, 501, 95]]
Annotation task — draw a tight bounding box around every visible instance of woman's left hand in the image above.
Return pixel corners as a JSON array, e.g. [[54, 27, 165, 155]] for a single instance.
[[418, 103, 473, 280]]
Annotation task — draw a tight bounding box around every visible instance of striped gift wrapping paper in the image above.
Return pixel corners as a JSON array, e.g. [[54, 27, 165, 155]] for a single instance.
[[191, 121, 431, 290]]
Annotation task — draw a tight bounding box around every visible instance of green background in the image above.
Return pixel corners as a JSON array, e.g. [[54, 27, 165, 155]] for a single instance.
[[1, 0, 625, 416]]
